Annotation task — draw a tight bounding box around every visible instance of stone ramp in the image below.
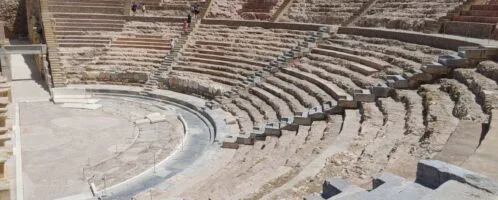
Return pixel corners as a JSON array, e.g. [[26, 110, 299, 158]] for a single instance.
[[434, 120, 482, 165], [463, 109, 498, 180]]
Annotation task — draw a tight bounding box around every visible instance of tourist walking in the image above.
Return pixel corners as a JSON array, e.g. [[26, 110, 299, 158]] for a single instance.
[[187, 14, 192, 24], [183, 20, 189, 34]]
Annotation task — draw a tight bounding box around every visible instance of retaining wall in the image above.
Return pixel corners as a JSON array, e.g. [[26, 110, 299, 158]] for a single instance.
[[338, 27, 481, 51]]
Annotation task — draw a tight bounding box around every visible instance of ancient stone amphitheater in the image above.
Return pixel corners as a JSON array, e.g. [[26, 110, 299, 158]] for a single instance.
[[1, 0, 498, 199]]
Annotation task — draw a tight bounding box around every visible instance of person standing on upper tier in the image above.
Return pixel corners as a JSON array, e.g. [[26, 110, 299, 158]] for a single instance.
[[193, 4, 201, 19], [131, 2, 138, 15], [141, 3, 147, 16]]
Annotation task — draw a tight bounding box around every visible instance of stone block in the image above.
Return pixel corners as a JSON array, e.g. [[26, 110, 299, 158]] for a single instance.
[[299, 41, 309, 47], [280, 117, 298, 131], [284, 51, 294, 58], [255, 70, 269, 77], [438, 55, 468, 68], [322, 178, 352, 198], [305, 37, 316, 43], [481, 45, 498, 57], [277, 56, 286, 62], [270, 60, 279, 67], [322, 101, 342, 114], [338, 96, 357, 109], [250, 126, 266, 140], [236, 133, 254, 145], [293, 111, 311, 125], [386, 75, 408, 89], [372, 172, 406, 189], [308, 105, 326, 120], [221, 136, 239, 149], [205, 101, 221, 109], [458, 46, 486, 59], [369, 85, 391, 98], [421, 62, 450, 75], [292, 46, 302, 52], [264, 122, 281, 136], [353, 89, 375, 102]]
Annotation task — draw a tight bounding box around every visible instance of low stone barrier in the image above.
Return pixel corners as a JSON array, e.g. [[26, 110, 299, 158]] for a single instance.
[[202, 19, 326, 31]]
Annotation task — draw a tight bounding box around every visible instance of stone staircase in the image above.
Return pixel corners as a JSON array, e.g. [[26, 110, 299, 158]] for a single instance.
[[141, 21, 196, 94], [41, 0, 66, 87], [341, 0, 380, 27]]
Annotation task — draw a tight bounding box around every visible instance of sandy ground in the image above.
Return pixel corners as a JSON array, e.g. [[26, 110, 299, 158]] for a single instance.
[[20, 98, 184, 200], [20, 102, 133, 200]]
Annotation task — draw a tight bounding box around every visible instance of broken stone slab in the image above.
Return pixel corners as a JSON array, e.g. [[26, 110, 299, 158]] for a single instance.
[[353, 89, 375, 102], [135, 118, 150, 125], [421, 62, 450, 75], [61, 103, 102, 110], [53, 98, 100, 104], [420, 180, 496, 200], [416, 159, 498, 194], [386, 75, 409, 89], [146, 113, 166, 123], [438, 54, 468, 68], [264, 122, 281, 137]]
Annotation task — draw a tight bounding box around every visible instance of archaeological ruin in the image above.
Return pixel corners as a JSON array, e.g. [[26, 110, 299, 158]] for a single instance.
[[0, 0, 498, 199]]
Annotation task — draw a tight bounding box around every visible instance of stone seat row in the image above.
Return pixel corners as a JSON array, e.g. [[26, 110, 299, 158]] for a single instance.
[[216, 32, 484, 149]]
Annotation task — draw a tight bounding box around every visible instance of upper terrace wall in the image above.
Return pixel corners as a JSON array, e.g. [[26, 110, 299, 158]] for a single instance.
[[0, 0, 27, 38], [338, 27, 480, 51]]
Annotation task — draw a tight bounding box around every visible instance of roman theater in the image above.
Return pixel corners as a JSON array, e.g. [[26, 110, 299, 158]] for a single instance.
[[1, 0, 498, 199]]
